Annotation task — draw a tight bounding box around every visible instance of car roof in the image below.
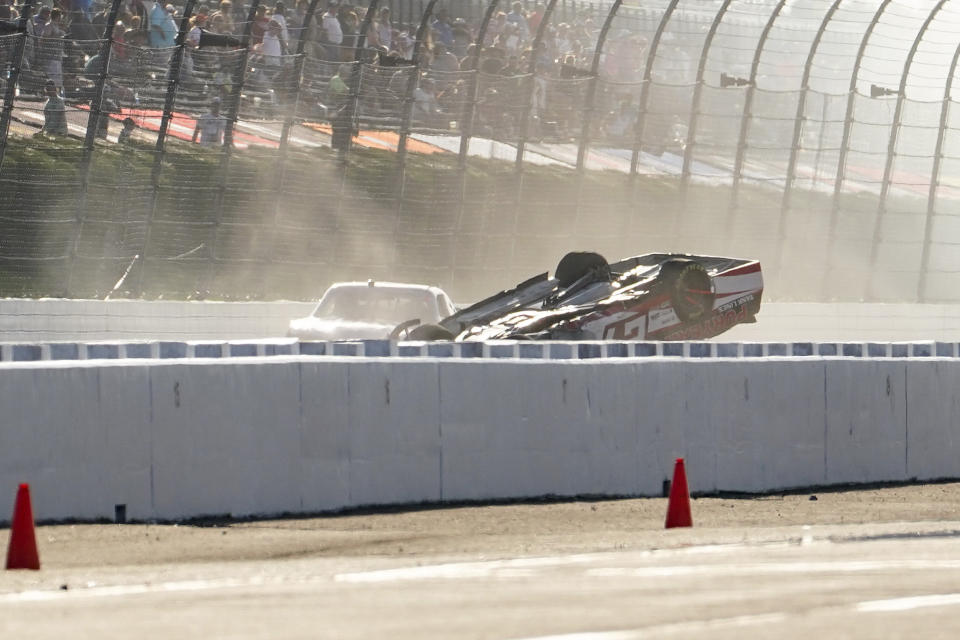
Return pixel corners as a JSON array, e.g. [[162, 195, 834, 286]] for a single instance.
[[325, 281, 447, 295]]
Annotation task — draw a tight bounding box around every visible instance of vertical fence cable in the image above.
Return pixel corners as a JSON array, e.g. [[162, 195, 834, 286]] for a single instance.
[[207, 0, 260, 291], [778, 0, 843, 284], [345, 0, 380, 159], [869, 0, 947, 298], [138, 0, 197, 295], [0, 0, 34, 173], [574, 0, 621, 173], [513, 0, 559, 171], [919, 44, 960, 301], [395, 0, 440, 226], [628, 0, 681, 176], [74, 0, 124, 216], [451, 0, 501, 292], [822, 0, 893, 298], [679, 0, 733, 191], [396, 0, 439, 172], [457, 0, 501, 169], [275, 0, 320, 159], [727, 0, 787, 238], [67, 0, 124, 295]]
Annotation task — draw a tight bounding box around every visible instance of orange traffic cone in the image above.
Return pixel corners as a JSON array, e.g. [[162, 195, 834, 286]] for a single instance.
[[5, 484, 40, 570], [665, 458, 693, 529]]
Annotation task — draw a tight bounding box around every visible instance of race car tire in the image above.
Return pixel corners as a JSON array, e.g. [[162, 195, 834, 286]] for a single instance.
[[555, 251, 609, 287], [660, 259, 713, 322], [407, 323, 455, 341]]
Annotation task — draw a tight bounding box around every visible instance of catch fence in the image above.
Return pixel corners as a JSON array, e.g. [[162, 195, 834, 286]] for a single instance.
[[2, 0, 960, 303]]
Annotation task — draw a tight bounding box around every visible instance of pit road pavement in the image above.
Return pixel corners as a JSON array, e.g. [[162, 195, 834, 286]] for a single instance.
[[3, 483, 960, 639]]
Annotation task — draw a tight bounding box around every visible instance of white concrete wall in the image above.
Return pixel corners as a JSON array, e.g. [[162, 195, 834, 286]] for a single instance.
[[2, 356, 960, 523], [0, 299, 314, 342], [2, 299, 960, 343]]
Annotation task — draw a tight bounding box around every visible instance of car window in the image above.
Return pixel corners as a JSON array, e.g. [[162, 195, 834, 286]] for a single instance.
[[437, 293, 456, 318], [314, 287, 437, 324]]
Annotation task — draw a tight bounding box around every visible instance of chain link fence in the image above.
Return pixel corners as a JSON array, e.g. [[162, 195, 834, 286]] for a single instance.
[[2, 0, 960, 303]]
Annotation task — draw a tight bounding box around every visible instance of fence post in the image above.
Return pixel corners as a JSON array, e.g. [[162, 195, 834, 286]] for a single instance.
[[868, 1, 946, 300], [822, 0, 892, 300], [778, 0, 842, 289], [513, 0, 558, 172], [574, 0, 620, 173], [138, 0, 197, 295], [67, 0, 123, 296], [678, 0, 732, 195], [726, 0, 787, 248], [206, 0, 260, 295], [0, 0, 35, 173], [919, 43, 960, 301], [451, 0, 500, 292], [395, 0, 439, 221], [457, 0, 501, 170], [628, 0, 680, 176]]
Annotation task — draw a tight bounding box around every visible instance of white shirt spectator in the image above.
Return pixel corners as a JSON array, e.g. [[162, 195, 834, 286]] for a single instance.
[[322, 10, 342, 45]]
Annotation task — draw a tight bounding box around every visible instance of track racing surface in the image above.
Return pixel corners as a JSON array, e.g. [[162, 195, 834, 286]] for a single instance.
[[3, 483, 960, 639]]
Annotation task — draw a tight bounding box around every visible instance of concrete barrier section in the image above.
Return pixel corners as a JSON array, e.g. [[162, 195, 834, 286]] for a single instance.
[[2, 356, 960, 522]]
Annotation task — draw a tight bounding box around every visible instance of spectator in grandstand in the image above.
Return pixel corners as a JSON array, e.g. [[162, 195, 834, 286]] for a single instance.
[[287, 0, 309, 44], [191, 97, 226, 146], [250, 4, 269, 45], [430, 42, 459, 74], [450, 18, 471, 59], [505, 2, 529, 40], [269, 1, 290, 45], [338, 7, 361, 58], [367, 6, 391, 52], [39, 8, 66, 89], [319, 1, 343, 60], [41, 80, 68, 136], [259, 15, 285, 66], [412, 76, 442, 126], [0, 0, 14, 20], [431, 7, 453, 48], [117, 116, 137, 144], [325, 63, 352, 161], [147, 0, 177, 47], [210, 0, 235, 34]]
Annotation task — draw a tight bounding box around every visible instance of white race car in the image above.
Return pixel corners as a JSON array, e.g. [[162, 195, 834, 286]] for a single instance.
[[287, 281, 457, 341]]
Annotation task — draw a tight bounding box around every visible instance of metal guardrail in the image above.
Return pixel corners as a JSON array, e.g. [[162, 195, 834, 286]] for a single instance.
[[2, 338, 957, 361]]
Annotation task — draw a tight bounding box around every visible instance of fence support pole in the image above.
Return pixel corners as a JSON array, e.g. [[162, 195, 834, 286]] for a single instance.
[[726, 0, 787, 248], [206, 0, 260, 295], [395, 0, 440, 225], [868, 1, 946, 300], [628, 0, 680, 177], [67, 0, 123, 296], [138, 0, 197, 295], [509, 0, 558, 273], [513, 0, 558, 172], [918, 44, 960, 301], [0, 0, 35, 173], [572, 0, 620, 236], [822, 0, 892, 300], [457, 0, 501, 171], [678, 0, 733, 196], [777, 0, 842, 291]]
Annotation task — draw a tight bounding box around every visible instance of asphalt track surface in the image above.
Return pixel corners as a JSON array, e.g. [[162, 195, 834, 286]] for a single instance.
[[3, 483, 960, 638]]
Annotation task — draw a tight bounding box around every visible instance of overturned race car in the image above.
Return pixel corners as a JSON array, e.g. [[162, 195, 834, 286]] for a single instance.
[[405, 251, 763, 341]]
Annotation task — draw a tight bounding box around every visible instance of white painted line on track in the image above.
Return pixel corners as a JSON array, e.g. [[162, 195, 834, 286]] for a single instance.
[[512, 613, 789, 640], [856, 593, 960, 613], [587, 559, 960, 579], [334, 553, 601, 583]]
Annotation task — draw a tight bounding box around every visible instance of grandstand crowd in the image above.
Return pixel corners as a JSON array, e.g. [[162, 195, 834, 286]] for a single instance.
[[0, 0, 651, 145]]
